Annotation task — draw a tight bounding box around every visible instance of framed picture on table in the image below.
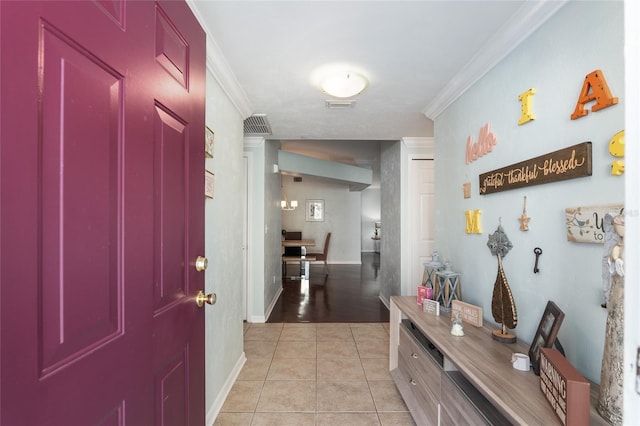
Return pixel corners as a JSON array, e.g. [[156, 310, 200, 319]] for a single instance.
[[305, 199, 324, 222], [529, 301, 565, 375]]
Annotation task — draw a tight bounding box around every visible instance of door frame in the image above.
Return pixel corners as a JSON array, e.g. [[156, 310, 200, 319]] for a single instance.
[[242, 151, 254, 321]]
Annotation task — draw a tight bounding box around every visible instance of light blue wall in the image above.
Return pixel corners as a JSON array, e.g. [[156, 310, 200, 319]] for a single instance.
[[204, 71, 245, 415], [434, 1, 624, 383]]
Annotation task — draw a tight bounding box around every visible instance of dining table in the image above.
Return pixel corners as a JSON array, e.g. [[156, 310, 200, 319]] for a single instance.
[[282, 239, 316, 281]]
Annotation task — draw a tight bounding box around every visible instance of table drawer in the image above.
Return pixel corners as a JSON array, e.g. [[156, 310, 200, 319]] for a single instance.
[[396, 352, 439, 425], [399, 325, 442, 397]]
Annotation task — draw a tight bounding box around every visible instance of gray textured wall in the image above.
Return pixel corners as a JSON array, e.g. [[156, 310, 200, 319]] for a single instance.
[[380, 141, 402, 303]]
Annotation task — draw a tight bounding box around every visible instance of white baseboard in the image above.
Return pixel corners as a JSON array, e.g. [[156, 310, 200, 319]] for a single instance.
[[249, 314, 266, 323], [205, 351, 247, 425], [378, 293, 390, 310], [248, 286, 283, 323], [264, 286, 283, 322]]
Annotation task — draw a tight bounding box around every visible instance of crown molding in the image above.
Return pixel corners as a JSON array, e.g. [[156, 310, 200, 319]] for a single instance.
[[402, 137, 434, 150], [187, 1, 254, 119], [243, 137, 265, 149], [422, 0, 568, 120]]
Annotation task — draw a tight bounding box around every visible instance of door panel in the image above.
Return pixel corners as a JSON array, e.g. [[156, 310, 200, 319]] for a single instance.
[[1, 2, 206, 424], [40, 19, 123, 377], [409, 158, 435, 290], [153, 104, 188, 311]]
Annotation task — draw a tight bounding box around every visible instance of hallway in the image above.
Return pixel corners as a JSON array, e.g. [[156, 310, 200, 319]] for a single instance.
[[215, 322, 414, 425], [268, 252, 390, 323], [212, 254, 411, 425]]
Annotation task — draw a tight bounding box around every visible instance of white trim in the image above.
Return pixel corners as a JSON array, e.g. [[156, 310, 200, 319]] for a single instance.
[[186, 1, 254, 119], [243, 136, 265, 149], [249, 315, 267, 324], [422, 1, 567, 119], [205, 352, 247, 426], [378, 293, 390, 311], [402, 137, 434, 150], [243, 153, 253, 322], [624, 0, 640, 422], [263, 286, 283, 323]]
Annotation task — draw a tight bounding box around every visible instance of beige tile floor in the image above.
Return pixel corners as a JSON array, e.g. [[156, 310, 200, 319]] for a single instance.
[[215, 322, 416, 426]]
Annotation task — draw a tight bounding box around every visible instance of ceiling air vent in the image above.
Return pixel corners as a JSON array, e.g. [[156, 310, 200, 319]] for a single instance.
[[325, 100, 356, 109], [244, 114, 272, 135]]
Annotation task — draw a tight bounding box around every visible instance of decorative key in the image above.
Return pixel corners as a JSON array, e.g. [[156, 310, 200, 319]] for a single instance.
[[533, 247, 542, 273]]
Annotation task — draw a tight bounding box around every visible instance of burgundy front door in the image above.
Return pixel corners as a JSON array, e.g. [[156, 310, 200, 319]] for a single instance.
[[1, 2, 206, 425]]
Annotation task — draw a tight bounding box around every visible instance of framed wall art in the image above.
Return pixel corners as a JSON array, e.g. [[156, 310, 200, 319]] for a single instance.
[[529, 301, 565, 375], [205, 126, 214, 158], [205, 170, 214, 199], [305, 199, 324, 222]]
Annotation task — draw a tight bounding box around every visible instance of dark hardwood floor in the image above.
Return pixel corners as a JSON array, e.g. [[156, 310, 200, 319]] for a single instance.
[[267, 252, 390, 323]]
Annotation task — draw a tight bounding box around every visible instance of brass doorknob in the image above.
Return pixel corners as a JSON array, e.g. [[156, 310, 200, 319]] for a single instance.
[[196, 290, 216, 308], [195, 256, 208, 272]]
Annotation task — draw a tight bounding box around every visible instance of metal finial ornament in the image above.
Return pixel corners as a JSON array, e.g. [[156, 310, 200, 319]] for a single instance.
[[487, 222, 517, 343], [519, 196, 530, 231], [487, 221, 513, 258]]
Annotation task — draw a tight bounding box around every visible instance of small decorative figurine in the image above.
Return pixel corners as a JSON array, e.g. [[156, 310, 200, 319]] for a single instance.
[[518, 196, 530, 231], [598, 212, 624, 425], [487, 219, 517, 343], [451, 315, 464, 336], [601, 212, 622, 307]]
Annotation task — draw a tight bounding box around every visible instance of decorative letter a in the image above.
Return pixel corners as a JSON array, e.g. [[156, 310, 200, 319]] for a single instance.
[[571, 69, 618, 120]]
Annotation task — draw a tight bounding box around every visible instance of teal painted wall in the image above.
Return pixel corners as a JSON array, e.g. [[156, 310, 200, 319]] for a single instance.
[[434, 1, 624, 382]]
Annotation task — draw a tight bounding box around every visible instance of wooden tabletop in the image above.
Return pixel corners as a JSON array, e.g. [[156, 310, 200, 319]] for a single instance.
[[390, 296, 607, 426], [282, 239, 315, 247]]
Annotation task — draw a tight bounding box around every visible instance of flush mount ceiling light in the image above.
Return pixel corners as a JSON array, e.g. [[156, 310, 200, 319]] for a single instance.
[[320, 70, 368, 98]]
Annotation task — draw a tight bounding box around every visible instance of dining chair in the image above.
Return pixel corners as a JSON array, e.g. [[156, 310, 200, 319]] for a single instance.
[[308, 232, 331, 276]]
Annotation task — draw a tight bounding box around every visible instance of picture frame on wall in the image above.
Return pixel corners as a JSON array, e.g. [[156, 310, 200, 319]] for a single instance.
[[529, 301, 565, 375], [305, 199, 324, 222], [205, 170, 214, 199], [205, 126, 214, 158]]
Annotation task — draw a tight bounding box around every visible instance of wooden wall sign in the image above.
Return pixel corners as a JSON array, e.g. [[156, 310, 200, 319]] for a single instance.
[[479, 142, 592, 195], [566, 204, 624, 243], [451, 300, 483, 327], [539, 348, 590, 426]]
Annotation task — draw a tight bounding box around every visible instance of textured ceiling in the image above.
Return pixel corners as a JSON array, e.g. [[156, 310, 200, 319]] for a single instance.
[[190, 1, 566, 163]]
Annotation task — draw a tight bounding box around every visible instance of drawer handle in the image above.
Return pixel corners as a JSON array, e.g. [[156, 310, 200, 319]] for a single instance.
[[411, 353, 418, 359], [409, 379, 417, 386]]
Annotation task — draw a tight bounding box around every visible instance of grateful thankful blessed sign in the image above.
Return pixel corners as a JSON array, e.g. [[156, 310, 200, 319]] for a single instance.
[[479, 142, 592, 195]]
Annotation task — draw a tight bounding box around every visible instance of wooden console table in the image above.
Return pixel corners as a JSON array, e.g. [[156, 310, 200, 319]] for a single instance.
[[389, 296, 607, 425]]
